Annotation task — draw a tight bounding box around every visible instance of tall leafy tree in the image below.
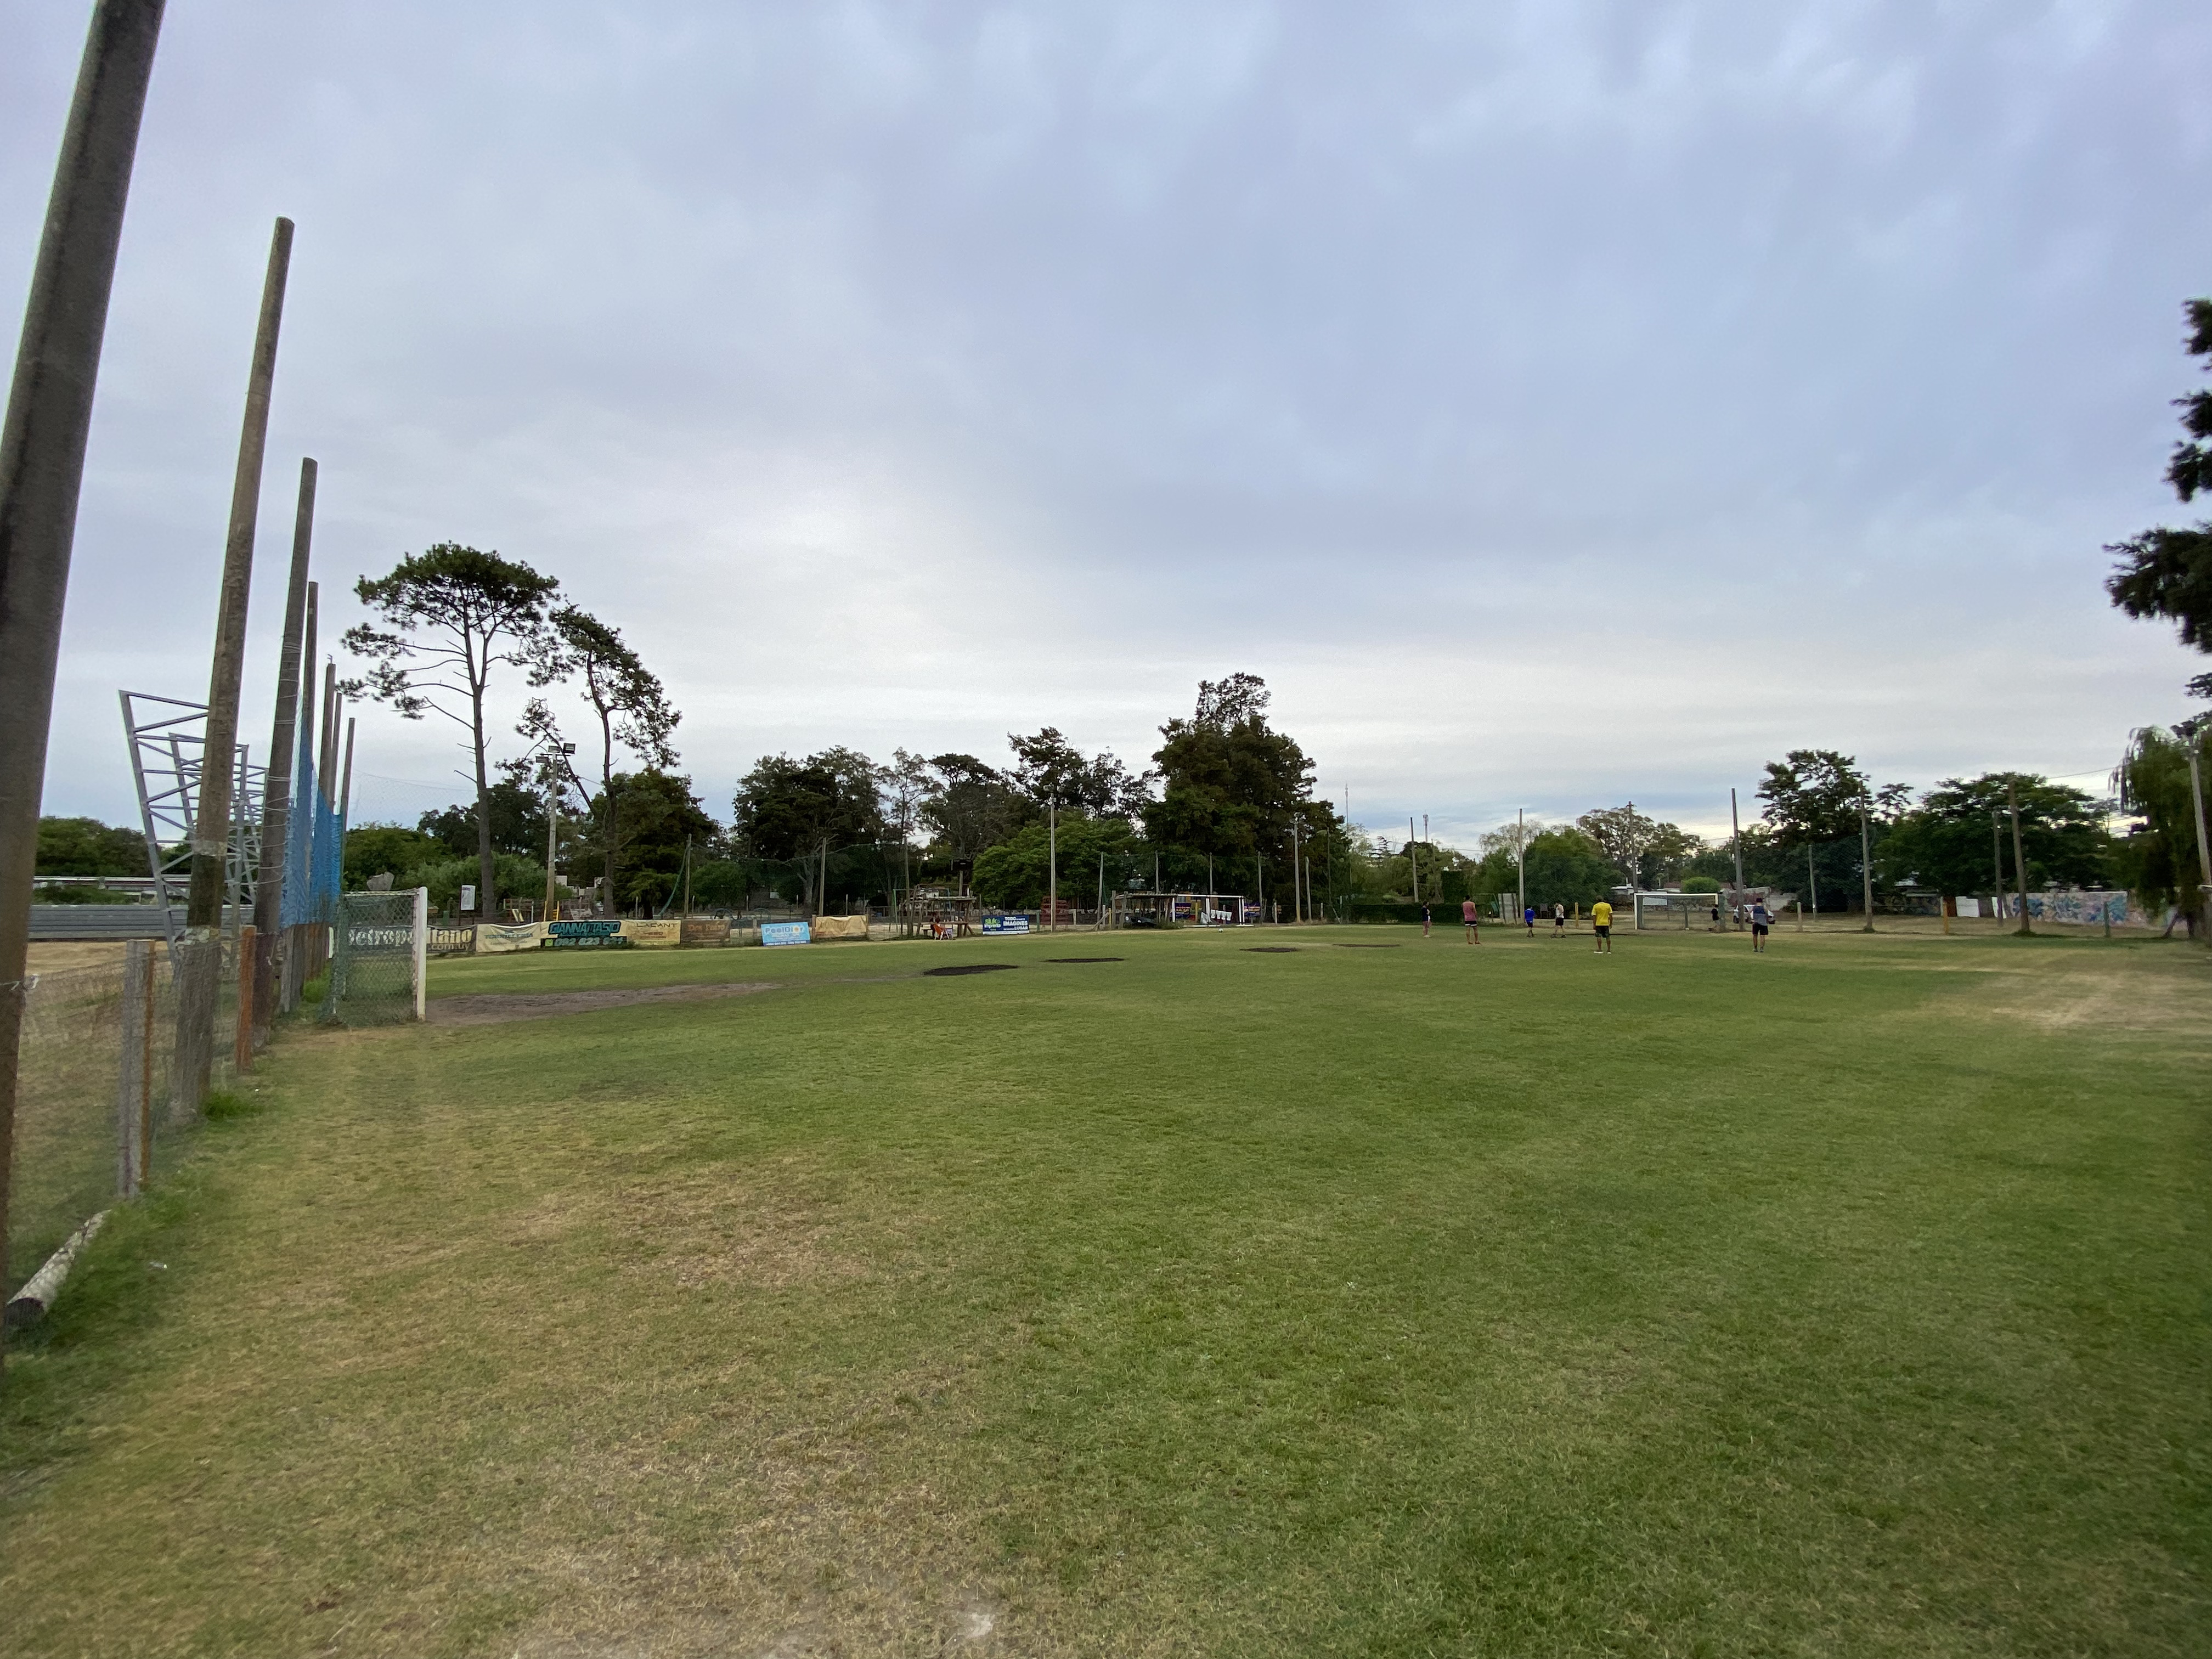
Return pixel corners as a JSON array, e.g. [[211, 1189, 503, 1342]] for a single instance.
[[731, 748, 884, 911], [522, 605, 680, 906], [570, 771, 719, 912], [921, 754, 1028, 860], [1146, 674, 1314, 887], [343, 544, 563, 911], [2113, 724, 2209, 930], [1576, 803, 1703, 888], [1756, 750, 1910, 843], [972, 812, 1139, 909], [1006, 727, 1152, 818], [2106, 300, 2212, 696], [35, 816, 145, 877], [1877, 774, 2112, 898]]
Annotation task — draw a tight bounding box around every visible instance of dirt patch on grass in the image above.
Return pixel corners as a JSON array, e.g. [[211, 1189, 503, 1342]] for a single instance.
[[431, 981, 781, 1025], [1963, 949, 2208, 1038], [922, 964, 1019, 977]]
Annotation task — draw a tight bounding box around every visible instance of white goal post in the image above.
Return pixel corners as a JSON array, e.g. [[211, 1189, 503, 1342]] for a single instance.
[[1632, 890, 1721, 930]]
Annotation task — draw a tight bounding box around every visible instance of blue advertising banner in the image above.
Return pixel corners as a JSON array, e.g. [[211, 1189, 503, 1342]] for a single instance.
[[981, 915, 1029, 934], [760, 921, 812, 946]]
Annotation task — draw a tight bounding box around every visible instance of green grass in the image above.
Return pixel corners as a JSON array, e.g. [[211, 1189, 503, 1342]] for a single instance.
[[3, 924, 2207, 1656]]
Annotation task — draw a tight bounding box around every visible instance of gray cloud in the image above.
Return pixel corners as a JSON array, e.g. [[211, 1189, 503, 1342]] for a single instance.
[[5, 0, 2208, 845]]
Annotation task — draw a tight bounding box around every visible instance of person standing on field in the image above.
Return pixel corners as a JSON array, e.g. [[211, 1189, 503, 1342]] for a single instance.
[[1462, 896, 1480, 944], [1552, 901, 1566, 937], [1523, 904, 1537, 937], [1750, 899, 1771, 953], [1591, 897, 1615, 953], [1422, 903, 1433, 938]]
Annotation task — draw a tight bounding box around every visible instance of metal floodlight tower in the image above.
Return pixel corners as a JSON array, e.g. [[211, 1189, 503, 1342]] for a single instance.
[[120, 690, 259, 947]]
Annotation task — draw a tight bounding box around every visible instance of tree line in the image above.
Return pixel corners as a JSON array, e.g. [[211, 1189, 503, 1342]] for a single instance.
[[262, 325, 2212, 937]]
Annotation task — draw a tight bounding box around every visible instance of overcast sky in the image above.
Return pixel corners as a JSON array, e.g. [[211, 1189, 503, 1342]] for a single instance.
[[7, 1, 2209, 847]]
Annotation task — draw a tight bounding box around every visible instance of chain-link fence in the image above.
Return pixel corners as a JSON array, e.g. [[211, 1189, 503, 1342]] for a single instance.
[[5, 935, 258, 1304], [321, 891, 422, 1028]]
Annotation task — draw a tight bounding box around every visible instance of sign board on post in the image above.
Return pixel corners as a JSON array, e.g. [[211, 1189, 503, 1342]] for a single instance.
[[981, 915, 1029, 934], [460, 884, 477, 912], [760, 921, 811, 946]]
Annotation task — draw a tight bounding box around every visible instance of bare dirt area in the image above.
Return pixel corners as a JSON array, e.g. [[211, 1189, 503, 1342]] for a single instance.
[[431, 980, 782, 1026], [25, 940, 140, 973]]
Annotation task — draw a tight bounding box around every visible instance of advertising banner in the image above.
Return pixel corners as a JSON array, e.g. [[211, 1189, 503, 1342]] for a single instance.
[[620, 919, 684, 948], [548, 920, 625, 949], [680, 917, 731, 945], [475, 922, 545, 954], [981, 915, 1029, 934], [812, 915, 870, 940], [760, 921, 811, 946]]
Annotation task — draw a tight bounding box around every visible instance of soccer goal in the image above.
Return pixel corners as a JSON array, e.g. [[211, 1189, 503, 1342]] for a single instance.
[[1632, 891, 1722, 930], [321, 888, 428, 1026]]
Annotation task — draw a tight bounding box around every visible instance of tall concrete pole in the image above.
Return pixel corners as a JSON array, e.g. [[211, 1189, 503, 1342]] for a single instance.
[[2187, 745, 2210, 935], [2008, 778, 2033, 937], [0, 0, 166, 1364], [249, 458, 314, 1041], [185, 217, 292, 929], [337, 716, 354, 821], [1730, 789, 1745, 896], [176, 217, 291, 1114], [1858, 806, 1876, 933], [318, 664, 338, 803], [1515, 807, 1525, 919]]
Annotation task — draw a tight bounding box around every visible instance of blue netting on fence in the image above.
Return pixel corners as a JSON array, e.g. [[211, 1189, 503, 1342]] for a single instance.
[[278, 746, 345, 929]]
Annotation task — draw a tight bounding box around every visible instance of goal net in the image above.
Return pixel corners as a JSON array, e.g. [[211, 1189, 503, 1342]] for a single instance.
[[1632, 891, 1722, 930], [321, 889, 427, 1027]]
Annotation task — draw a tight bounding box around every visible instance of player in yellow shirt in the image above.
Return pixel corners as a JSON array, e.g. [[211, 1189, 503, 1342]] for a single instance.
[[1590, 898, 1614, 953]]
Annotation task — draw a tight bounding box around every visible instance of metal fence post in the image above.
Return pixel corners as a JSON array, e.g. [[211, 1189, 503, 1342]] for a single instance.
[[412, 886, 428, 1022], [116, 939, 149, 1197]]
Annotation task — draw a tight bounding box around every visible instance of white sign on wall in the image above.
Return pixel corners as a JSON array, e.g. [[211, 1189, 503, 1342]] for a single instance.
[[460, 884, 477, 912]]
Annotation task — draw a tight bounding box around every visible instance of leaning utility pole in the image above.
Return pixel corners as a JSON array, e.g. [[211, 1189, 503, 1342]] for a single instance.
[[2007, 778, 2033, 937], [0, 0, 166, 1365], [176, 215, 292, 1113], [249, 458, 314, 1044]]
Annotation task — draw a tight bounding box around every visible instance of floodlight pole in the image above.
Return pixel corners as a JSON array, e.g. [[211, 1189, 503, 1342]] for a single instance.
[[2007, 778, 2032, 937], [180, 218, 292, 1114], [1408, 816, 1418, 903], [0, 0, 167, 1368], [250, 459, 314, 1043], [1047, 799, 1057, 931], [1858, 806, 1876, 933]]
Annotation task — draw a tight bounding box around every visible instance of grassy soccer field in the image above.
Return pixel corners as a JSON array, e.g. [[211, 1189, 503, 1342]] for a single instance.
[[2, 924, 2207, 1656]]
